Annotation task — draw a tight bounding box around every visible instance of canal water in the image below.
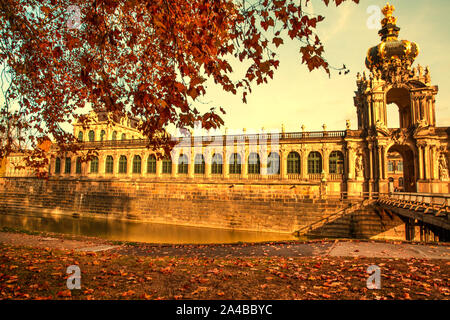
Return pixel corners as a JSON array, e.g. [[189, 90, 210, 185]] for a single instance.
[[0, 212, 297, 244]]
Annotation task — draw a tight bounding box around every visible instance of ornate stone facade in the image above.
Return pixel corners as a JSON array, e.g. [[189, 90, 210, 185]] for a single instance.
[[2, 4, 449, 196]]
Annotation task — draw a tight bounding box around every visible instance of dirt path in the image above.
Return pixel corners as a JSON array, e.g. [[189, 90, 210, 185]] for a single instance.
[[0, 231, 449, 260]]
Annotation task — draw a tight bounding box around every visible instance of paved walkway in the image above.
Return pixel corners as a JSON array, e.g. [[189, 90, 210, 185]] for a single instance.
[[0, 232, 449, 260]]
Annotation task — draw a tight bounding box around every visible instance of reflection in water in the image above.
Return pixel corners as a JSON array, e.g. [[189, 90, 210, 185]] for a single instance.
[[0, 213, 296, 244]]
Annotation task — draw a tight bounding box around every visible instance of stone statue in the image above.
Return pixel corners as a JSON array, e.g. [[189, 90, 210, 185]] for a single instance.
[[439, 154, 449, 180], [355, 154, 363, 178]]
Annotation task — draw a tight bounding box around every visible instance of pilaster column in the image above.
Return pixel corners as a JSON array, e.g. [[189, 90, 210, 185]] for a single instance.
[[431, 145, 439, 180], [223, 149, 229, 178], [368, 144, 373, 180], [418, 144, 424, 180], [205, 151, 211, 178], [156, 156, 162, 178], [188, 150, 194, 178], [242, 147, 248, 178], [347, 146, 355, 180], [322, 148, 329, 174], [280, 147, 286, 179], [424, 144, 431, 180], [98, 154, 105, 177], [301, 149, 308, 180]]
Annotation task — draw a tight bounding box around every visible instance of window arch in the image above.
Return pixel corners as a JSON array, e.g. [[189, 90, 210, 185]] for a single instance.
[[64, 158, 71, 174], [287, 152, 300, 174], [194, 154, 205, 174], [90, 156, 99, 173], [147, 155, 156, 174], [88, 130, 95, 142], [55, 157, 61, 174], [77, 131, 83, 142], [76, 157, 82, 174], [105, 156, 114, 174], [211, 153, 223, 174], [112, 131, 117, 140], [119, 156, 127, 174], [329, 151, 344, 174], [267, 152, 280, 175], [132, 155, 142, 174], [100, 130, 106, 141], [178, 154, 189, 174], [162, 156, 172, 174], [121, 133, 126, 140], [308, 151, 322, 174], [229, 153, 241, 174], [248, 152, 260, 174]]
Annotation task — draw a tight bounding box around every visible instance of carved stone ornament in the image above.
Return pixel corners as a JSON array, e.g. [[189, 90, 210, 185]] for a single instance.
[[355, 154, 364, 178], [439, 153, 449, 180], [391, 128, 408, 145]]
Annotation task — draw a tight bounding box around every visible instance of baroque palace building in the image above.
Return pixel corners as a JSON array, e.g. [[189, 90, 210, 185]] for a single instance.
[[2, 4, 450, 197]]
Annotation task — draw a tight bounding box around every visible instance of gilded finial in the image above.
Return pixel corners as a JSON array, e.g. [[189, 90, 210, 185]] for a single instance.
[[381, 3, 397, 28], [382, 3, 395, 18]]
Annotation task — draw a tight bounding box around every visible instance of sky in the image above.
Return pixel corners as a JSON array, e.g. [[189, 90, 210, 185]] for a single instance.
[[186, 0, 450, 136]]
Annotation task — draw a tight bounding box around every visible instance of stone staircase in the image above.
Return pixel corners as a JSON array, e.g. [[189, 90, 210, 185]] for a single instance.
[[294, 199, 376, 238]]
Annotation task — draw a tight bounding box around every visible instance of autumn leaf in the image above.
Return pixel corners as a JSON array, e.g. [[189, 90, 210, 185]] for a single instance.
[[57, 290, 72, 298]]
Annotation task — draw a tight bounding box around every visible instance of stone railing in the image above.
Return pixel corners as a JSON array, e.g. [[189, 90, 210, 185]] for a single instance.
[[72, 130, 347, 149]]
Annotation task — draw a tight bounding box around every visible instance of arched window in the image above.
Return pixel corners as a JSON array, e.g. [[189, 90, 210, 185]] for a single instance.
[[388, 161, 394, 172], [267, 152, 280, 175], [105, 156, 114, 174], [64, 158, 71, 174], [308, 152, 322, 174], [90, 156, 99, 173], [397, 161, 403, 172], [287, 152, 300, 174], [119, 155, 127, 173], [229, 153, 241, 174], [194, 154, 205, 174], [211, 153, 223, 174], [77, 131, 83, 142], [121, 133, 126, 140], [162, 156, 172, 174], [88, 130, 95, 142], [76, 157, 82, 174], [178, 154, 188, 174], [132, 155, 142, 174], [147, 155, 156, 174], [100, 130, 106, 141], [329, 151, 344, 174], [248, 152, 260, 174], [112, 131, 117, 140], [55, 157, 61, 174]]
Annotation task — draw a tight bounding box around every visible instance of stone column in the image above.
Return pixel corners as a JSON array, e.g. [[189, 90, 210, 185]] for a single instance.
[[242, 147, 248, 179], [280, 148, 286, 179], [223, 149, 229, 178], [368, 144, 373, 180], [322, 148, 329, 174], [156, 156, 162, 178], [301, 149, 308, 180], [347, 146, 355, 180], [98, 154, 105, 177], [424, 144, 431, 180], [188, 149, 194, 178], [418, 144, 424, 180], [431, 145, 439, 180]]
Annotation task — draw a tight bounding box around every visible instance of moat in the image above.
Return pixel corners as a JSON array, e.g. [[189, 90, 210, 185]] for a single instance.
[[0, 212, 297, 244]]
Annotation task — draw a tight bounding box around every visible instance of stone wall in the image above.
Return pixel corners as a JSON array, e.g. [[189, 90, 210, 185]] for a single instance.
[[0, 177, 405, 238]]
